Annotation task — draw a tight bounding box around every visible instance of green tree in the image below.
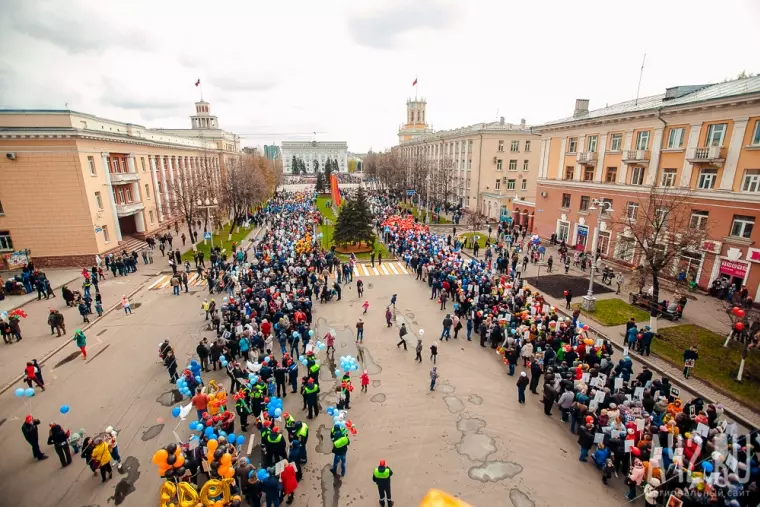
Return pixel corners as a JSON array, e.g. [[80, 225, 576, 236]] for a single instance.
[[291, 155, 298, 174], [332, 187, 375, 248], [316, 171, 326, 193], [325, 158, 333, 180]]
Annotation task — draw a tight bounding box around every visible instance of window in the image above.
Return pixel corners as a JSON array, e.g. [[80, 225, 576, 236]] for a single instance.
[[506, 179, 516, 190], [149, 210, 155, 224], [587, 135, 598, 153], [0, 231, 13, 252], [509, 160, 517, 171], [705, 123, 727, 147], [561, 193, 571, 208], [667, 127, 686, 149], [609, 134, 622, 152], [111, 159, 119, 173], [157, 181, 163, 193], [636, 131, 650, 150], [565, 166, 575, 180], [583, 166, 594, 181], [624, 202, 638, 221], [468, 159, 472, 170], [87, 156, 96, 176], [496, 159, 503, 170], [730, 215, 755, 238], [697, 168, 718, 189], [598, 231, 611, 255], [630, 166, 645, 185], [690, 211, 708, 231], [522, 160, 529, 171], [615, 236, 635, 263], [752, 121, 760, 146], [567, 137, 578, 153], [605, 166, 617, 183], [655, 208, 669, 228], [144, 184, 151, 199], [511, 140, 519, 152], [140, 157, 146, 171], [498, 140, 504, 152], [521, 179, 527, 191], [661, 168, 677, 187], [94, 191, 103, 210], [102, 225, 110, 243], [742, 169, 760, 192], [580, 195, 590, 211], [468, 140, 473, 151], [495, 179, 501, 190], [524, 140, 531, 152]]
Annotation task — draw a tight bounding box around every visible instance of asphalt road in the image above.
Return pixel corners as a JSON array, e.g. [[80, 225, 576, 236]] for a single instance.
[[0, 269, 628, 507]]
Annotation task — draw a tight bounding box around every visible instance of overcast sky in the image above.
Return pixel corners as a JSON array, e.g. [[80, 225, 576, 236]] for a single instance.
[[1, 0, 758, 153]]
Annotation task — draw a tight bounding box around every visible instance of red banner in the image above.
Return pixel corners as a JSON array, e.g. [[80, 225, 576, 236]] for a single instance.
[[330, 173, 341, 207]]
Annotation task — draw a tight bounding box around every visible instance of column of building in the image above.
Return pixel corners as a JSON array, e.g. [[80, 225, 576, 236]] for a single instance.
[[150, 155, 164, 223], [159, 156, 172, 216], [100, 152, 123, 241], [127, 153, 146, 233], [679, 124, 702, 187]]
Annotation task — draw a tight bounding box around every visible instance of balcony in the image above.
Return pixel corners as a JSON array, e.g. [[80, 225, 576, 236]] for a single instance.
[[116, 201, 145, 217], [686, 146, 725, 164], [622, 149, 650, 164], [110, 171, 140, 183], [576, 152, 597, 165]]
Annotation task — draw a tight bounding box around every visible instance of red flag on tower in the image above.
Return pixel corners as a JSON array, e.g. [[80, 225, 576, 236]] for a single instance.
[[412, 78, 417, 86], [195, 79, 201, 87]]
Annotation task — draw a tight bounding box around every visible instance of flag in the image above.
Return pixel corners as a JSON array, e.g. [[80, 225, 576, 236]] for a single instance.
[[195, 79, 200, 87], [412, 78, 417, 86]]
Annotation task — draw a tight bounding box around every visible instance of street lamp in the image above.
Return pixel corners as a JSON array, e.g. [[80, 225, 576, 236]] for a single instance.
[[197, 197, 219, 249], [581, 198, 614, 312]]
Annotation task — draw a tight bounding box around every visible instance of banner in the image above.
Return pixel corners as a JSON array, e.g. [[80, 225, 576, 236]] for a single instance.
[[330, 173, 341, 207]]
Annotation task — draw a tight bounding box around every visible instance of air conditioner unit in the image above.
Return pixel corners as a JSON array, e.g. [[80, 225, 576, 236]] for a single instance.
[[540, 191, 548, 197], [5, 152, 17, 160]]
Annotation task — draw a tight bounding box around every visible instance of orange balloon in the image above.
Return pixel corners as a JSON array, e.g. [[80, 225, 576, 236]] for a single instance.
[[173, 453, 185, 468], [207, 439, 219, 456], [214, 501, 224, 507], [218, 465, 230, 477], [223, 467, 235, 479], [153, 449, 169, 465], [220, 453, 232, 466]]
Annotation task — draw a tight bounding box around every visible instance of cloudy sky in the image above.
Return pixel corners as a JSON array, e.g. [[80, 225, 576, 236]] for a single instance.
[[1, 0, 758, 152]]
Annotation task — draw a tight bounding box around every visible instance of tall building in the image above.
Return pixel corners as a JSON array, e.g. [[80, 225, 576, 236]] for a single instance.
[[398, 98, 434, 143], [281, 141, 348, 173], [0, 106, 231, 266], [264, 145, 281, 161], [533, 76, 760, 298], [399, 117, 540, 226]]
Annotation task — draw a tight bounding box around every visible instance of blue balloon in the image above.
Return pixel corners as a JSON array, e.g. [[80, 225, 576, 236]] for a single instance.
[[338, 421, 346, 428], [195, 376, 202, 383], [221, 361, 228, 367], [327, 407, 335, 416], [220, 355, 226, 362], [333, 416, 341, 425], [299, 355, 305, 362], [257, 469, 269, 480], [24, 388, 35, 397], [189, 434, 199, 440], [274, 408, 282, 417], [14, 388, 25, 398], [334, 368, 341, 376], [703, 462, 714, 473], [228, 433, 236, 443], [208, 433, 217, 440], [60, 405, 70, 415], [219, 430, 227, 437], [205, 426, 215, 436], [236, 435, 245, 446], [264, 357, 270, 363], [171, 407, 181, 418]]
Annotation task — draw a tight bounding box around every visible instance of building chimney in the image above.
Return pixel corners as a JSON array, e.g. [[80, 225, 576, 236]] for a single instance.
[[573, 99, 589, 118], [499, 116, 505, 125], [520, 118, 526, 127]]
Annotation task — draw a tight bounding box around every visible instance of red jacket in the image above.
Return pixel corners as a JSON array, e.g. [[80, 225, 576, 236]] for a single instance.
[[281, 463, 298, 494]]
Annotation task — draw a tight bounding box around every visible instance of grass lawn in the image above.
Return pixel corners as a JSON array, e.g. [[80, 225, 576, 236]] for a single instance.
[[399, 202, 451, 224], [576, 298, 650, 327], [459, 232, 489, 248], [652, 324, 760, 411], [316, 195, 336, 221], [182, 224, 254, 262]]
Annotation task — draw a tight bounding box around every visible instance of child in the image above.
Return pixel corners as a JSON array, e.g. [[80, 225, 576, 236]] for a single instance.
[[415, 339, 423, 363], [429, 367, 438, 391], [390, 294, 397, 308], [360, 370, 369, 393], [68, 428, 86, 453], [325, 330, 335, 355], [95, 300, 104, 317], [430, 342, 438, 364], [602, 458, 615, 485], [105, 426, 121, 469], [121, 295, 132, 315], [362, 300, 369, 314]]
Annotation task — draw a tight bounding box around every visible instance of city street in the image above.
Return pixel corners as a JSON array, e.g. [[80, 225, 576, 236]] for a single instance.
[[0, 266, 625, 507]]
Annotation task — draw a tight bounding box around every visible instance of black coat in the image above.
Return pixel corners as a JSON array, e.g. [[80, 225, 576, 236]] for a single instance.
[[578, 426, 595, 449], [22, 420, 41, 442]]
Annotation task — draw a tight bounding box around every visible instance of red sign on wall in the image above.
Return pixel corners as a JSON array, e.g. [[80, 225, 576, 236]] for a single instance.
[[719, 259, 748, 278]]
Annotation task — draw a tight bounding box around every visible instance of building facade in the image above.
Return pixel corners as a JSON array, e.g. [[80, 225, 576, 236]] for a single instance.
[[398, 98, 434, 143], [0, 107, 231, 267], [399, 117, 541, 227], [534, 77, 760, 298], [281, 141, 348, 173]]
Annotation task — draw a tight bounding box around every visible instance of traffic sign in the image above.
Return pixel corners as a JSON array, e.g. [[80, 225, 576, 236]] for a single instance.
[[406, 189, 416, 196], [204, 232, 213, 240]]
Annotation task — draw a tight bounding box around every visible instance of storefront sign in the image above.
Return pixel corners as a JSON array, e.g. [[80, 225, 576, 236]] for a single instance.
[[747, 247, 760, 263], [700, 240, 722, 254], [719, 259, 748, 278], [2, 250, 29, 270]]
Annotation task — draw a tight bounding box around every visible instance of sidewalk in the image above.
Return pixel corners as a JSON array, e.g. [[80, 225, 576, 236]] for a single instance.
[[0, 268, 83, 314]]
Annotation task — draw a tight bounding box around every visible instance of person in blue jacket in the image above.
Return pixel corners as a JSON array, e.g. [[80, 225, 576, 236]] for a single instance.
[[592, 442, 610, 469]]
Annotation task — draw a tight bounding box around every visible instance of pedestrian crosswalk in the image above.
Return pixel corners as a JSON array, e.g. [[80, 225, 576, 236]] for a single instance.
[[148, 262, 411, 291]]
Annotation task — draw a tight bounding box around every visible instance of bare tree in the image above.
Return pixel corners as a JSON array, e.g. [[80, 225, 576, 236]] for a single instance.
[[167, 169, 202, 245], [219, 154, 276, 234], [608, 186, 708, 326], [431, 156, 456, 209]]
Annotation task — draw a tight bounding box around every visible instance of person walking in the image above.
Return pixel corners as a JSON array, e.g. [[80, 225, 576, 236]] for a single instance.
[[91, 437, 113, 482], [440, 314, 452, 341], [385, 307, 393, 328], [516, 372, 529, 404], [615, 272, 624, 295], [360, 370, 369, 393], [24, 361, 45, 391], [121, 295, 132, 314], [73, 329, 87, 359], [396, 323, 408, 351], [430, 342, 438, 364], [372, 459, 394, 507], [564, 289, 572, 309], [22, 415, 48, 461], [78, 301, 90, 324], [47, 422, 73, 467], [414, 339, 423, 363], [330, 429, 350, 477], [429, 366, 438, 391], [683, 345, 699, 379], [171, 275, 180, 296], [355, 319, 364, 343]]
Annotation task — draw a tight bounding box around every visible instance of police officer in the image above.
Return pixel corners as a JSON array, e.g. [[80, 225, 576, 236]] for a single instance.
[[307, 357, 320, 385], [235, 386, 252, 432], [283, 412, 296, 442], [373, 459, 394, 506], [330, 431, 350, 477], [303, 378, 319, 419], [294, 421, 309, 463], [266, 426, 287, 465], [250, 379, 265, 417]]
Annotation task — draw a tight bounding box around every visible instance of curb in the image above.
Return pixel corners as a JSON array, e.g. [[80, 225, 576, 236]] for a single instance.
[[0, 278, 153, 396]]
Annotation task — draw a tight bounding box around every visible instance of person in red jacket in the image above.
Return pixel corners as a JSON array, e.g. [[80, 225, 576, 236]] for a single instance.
[[24, 361, 45, 391], [261, 319, 272, 337], [280, 462, 298, 504]]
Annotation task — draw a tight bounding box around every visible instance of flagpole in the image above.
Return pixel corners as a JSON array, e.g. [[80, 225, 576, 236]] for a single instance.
[[415, 76, 418, 101], [199, 81, 204, 101]]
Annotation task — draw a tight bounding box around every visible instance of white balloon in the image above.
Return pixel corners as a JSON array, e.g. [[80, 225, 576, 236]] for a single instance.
[[419, 329, 425, 336]]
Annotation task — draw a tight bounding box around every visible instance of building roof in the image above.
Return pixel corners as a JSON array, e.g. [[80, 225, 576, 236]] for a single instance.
[[540, 76, 760, 127], [401, 120, 534, 145]]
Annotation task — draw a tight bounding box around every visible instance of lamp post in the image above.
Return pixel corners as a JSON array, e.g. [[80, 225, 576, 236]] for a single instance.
[[581, 198, 613, 312], [197, 197, 219, 250]]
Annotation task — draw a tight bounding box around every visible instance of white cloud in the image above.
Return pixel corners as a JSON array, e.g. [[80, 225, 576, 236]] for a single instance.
[[0, 0, 758, 152]]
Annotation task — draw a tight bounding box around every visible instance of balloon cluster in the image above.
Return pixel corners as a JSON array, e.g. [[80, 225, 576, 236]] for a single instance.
[[220, 355, 229, 368], [325, 407, 358, 435], [176, 377, 195, 398], [266, 396, 283, 418], [7, 309, 28, 320], [151, 442, 185, 478], [14, 387, 35, 398], [337, 355, 359, 374], [206, 439, 236, 479]]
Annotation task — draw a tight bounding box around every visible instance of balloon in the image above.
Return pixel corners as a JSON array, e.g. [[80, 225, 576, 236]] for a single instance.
[[419, 329, 424, 336], [264, 357, 270, 363], [174, 454, 185, 468], [274, 408, 282, 417], [171, 407, 181, 418], [24, 388, 35, 397], [207, 439, 219, 455], [152, 448, 169, 465], [14, 388, 25, 398], [220, 355, 226, 362], [166, 442, 178, 455], [167, 454, 177, 466], [227, 433, 236, 444], [735, 322, 745, 331], [60, 405, 70, 414], [236, 435, 245, 446], [309, 330, 314, 336], [631, 446, 641, 457], [334, 368, 341, 376], [736, 309, 746, 318], [327, 407, 335, 416], [195, 376, 202, 383], [213, 449, 224, 461], [221, 361, 228, 367], [703, 462, 714, 473], [256, 469, 269, 480], [732, 306, 741, 315], [220, 453, 232, 466]]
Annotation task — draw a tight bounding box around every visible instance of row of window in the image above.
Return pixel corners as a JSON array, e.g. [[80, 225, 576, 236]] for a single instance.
[[497, 159, 530, 171], [560, 193, 756, 240], [494, 179, 528, 191], [497, 140, 531, 153], [409, 139, 532, 158], [563, 164, 760, 191], [88, 155, 216, 177]]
